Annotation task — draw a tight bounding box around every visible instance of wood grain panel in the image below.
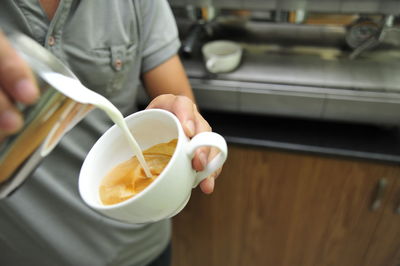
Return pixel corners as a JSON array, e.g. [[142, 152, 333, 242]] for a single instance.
[[172, 145, 398, 266], [364, 177, 400, 266]]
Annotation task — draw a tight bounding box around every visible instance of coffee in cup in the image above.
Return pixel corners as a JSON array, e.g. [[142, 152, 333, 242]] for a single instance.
[[99, 139, 177, 205]]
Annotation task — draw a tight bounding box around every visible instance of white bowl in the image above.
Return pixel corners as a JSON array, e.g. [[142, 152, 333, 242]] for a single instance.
[[202, 40, 242, 73]]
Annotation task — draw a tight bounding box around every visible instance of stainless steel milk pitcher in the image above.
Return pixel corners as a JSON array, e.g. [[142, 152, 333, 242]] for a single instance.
[[0, 33, 93, 198]]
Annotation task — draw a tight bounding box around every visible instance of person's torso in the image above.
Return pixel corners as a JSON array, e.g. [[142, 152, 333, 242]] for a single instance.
[[0, 1, 171, 265]]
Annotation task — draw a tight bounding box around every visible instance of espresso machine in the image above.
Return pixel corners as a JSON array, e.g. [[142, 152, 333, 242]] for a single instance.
[[161, 0, 400, 126]]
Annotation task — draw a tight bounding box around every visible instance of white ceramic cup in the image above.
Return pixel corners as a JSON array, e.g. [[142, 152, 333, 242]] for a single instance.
[[202, 40, 242, 73], [79, 109, 228, 224]]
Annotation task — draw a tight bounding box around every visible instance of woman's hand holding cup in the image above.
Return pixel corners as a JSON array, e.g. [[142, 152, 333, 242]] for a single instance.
[[146, 94, 224, 194]]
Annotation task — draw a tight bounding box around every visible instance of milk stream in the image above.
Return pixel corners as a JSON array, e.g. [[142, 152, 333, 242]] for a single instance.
[[41, 72, 153, 178]]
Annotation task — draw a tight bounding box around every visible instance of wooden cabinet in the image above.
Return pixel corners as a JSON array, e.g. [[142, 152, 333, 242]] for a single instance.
[[172, 144, 400, 266], [364, 178, 400, 266]]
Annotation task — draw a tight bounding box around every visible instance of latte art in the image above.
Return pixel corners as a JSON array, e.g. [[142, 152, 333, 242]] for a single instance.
[[99, 139, 177, 205]]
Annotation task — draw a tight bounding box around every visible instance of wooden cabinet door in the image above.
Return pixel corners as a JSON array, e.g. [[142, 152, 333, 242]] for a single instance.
[[364, 176, 400, 266], [172, 145, 398, 266]]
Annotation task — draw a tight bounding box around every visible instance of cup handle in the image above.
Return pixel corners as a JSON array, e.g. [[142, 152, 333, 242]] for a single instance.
[[186, 132, 228, 188], [206, 57, 217, 72]]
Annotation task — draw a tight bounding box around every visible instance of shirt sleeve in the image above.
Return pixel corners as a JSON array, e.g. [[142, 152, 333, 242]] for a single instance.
[[139, 0, 181, 73]]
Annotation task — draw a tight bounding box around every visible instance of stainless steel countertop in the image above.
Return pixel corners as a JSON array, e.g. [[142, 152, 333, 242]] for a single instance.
[[138, 25, 400, 126], [183, 43, 400, 92], [173, 42, 400, 126]]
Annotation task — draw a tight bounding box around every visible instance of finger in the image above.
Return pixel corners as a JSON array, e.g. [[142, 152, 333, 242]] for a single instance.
[[171, 96, 197, 138], [0, 89, 23, 133], [0, 132, 6, 142], [0, 31, 39, 105], [198, 144, 224, 194], [202, 148, 223, 179], [199, 176, 215, 194], [147, 94, 198, 137], [146, 94, 174, 110], [199, 165, 223, 194], [191, 110, 212, 171], [212, 166, 223, 180]]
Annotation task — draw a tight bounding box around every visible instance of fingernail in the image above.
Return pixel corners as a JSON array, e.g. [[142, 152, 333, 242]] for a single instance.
[[0, 110, 23, 132], [185, 120, 195, 136], [199, 152, 208, 169], [14, 79, 39, 104]]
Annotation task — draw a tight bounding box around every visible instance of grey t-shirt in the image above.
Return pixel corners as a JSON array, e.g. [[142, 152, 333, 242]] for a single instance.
[[0, 1, 180, 265]]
